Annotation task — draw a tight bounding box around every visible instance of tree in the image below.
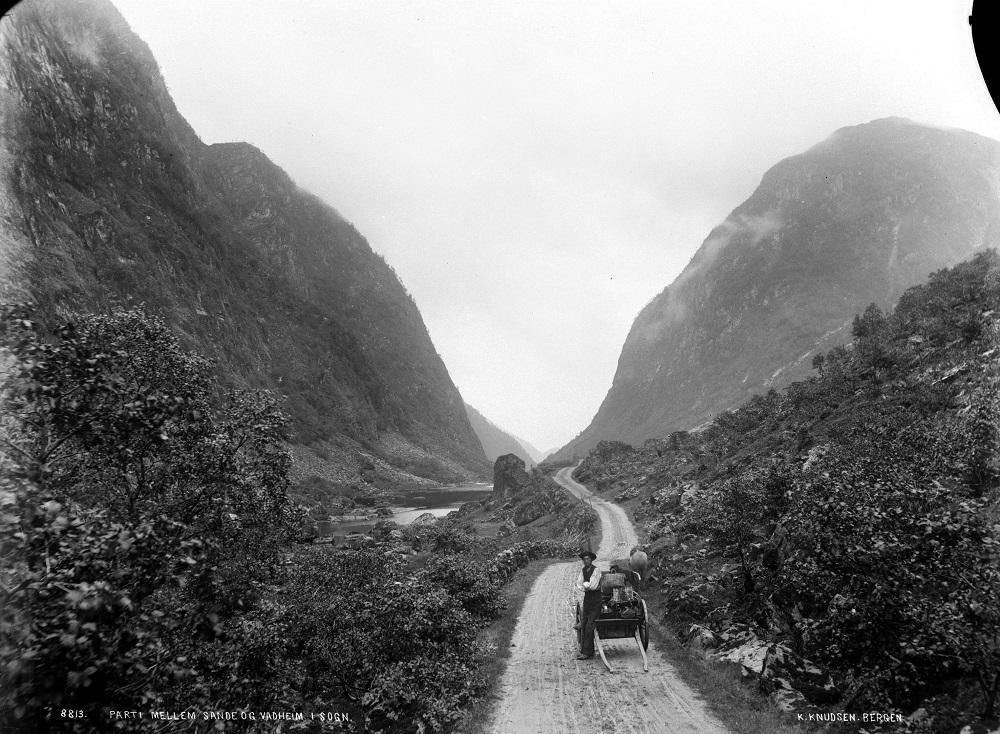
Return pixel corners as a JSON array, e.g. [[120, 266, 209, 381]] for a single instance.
[[706, 470, 770, 593]]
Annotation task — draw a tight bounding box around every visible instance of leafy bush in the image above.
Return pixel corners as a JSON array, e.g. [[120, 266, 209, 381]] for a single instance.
[[777, 443, 1000, 709], [0, 306, 302, 730], [280, 549, 490, 733], [423, 555, 506, 621]]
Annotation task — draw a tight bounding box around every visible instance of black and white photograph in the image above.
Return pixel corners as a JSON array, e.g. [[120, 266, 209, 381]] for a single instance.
[[1, 1, 999, 732]]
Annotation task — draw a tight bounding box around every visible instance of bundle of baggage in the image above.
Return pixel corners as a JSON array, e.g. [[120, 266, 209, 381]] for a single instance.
[[599, 570, 642, 619]]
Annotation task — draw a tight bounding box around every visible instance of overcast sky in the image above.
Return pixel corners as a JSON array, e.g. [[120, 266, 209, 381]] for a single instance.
[[107, 0, 1000, 452]]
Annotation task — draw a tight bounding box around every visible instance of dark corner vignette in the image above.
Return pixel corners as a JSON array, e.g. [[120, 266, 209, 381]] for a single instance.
[[972, 0, 1000, 118]]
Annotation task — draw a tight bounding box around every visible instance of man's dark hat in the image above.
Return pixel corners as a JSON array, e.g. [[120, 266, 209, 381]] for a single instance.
[[579, 550, 597, 561]]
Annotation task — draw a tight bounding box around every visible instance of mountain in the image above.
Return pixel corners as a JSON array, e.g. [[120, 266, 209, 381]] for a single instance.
[[571, 250, 1000, 723], [464, 403, 538, 466], [0, 0, 489, 481], [556, 118, 1000, 459], [516, 438, 547, 464]]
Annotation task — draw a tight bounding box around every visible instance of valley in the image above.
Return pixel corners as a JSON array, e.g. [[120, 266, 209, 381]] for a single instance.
[[0, 2, 998, 733]]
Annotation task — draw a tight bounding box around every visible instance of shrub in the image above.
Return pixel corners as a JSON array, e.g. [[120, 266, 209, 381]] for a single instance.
[[281, 549, 489, 733], [777, 444, 1000, 709], [423, 555, 506, 622], [0, 306, 302, 730]]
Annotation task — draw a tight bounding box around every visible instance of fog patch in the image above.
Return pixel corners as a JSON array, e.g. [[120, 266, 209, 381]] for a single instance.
[[736, 210, 782, 245], [632, 209, 783, 343], [65, 24, 103, 66], [681, 209, 782, 284]]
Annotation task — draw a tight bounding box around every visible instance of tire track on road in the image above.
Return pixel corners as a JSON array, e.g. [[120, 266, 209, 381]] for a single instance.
[[486, 466, 731, 734]]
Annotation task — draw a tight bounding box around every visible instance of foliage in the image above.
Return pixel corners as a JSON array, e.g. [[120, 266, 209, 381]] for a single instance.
[[0, 306, 302, 731], [697, 467, 776, 592], [0, 306, 526, 733], [280, 549, 492, 733], [778, 444, 1000, 709], [423, 555, 507, 621], [579, 250, 1000, 723]]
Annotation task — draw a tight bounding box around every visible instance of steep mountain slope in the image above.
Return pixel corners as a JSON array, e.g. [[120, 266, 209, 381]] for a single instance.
[[0, 0, 489, 479], [464, 403, 537, 466], [515, 437, 546, 464], [557, 118, 1000, 458]]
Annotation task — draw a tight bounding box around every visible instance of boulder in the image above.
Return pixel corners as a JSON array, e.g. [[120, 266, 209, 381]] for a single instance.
[[769, 688, 812, 714], [686, 624, 719, 651], [758, 644, 840, 705], [712, 625, 770, 678], [411, 512, 437, 526], [493, 454, 531, 502]]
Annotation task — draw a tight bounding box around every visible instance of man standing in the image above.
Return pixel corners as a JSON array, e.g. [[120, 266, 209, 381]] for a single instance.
[[575, 550, 602, 660]]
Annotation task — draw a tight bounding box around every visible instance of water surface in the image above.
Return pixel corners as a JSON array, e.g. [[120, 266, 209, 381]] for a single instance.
[[330, 482, 492, 535]]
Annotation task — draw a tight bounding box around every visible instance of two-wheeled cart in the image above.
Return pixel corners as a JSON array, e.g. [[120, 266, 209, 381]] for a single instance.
[[575, 570, 649, 672]]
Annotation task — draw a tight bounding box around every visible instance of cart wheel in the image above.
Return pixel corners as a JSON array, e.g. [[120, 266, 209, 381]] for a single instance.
[[639, 600, 649, 650], [575, 602, 582, 647]]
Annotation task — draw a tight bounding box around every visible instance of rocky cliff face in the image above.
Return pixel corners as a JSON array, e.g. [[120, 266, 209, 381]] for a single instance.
[[557, 118, 1000, 458], [0, 0, 489, 479]]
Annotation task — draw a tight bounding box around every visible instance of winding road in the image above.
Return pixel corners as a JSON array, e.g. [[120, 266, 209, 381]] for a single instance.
[[486, 466, 731, 734]]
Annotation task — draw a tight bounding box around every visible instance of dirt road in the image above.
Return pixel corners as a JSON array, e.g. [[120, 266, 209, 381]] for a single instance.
[[486, 467, 731, 734]]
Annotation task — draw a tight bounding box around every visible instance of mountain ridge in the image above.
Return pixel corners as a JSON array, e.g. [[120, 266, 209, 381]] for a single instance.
[[464, 403, 540, 466], [0, 0, 490, 480], [556, 117, 1000, 459]]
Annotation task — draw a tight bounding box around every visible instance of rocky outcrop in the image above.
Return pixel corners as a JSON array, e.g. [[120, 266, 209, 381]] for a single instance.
[[758, 644, 840, 707], [490, 454, 594, 532], [492, 454, 532, 503], [701, 626, 835, 713], [557, 118, 1000, 458], [712, 625, 770, 678], [685, 624, 718, 651]]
